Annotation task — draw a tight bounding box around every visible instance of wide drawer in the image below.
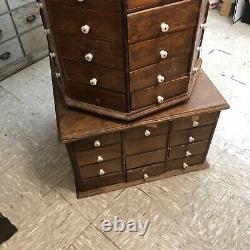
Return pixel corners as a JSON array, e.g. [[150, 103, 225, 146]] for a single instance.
[[127, 163, 165, 182], [57, 35, 124, 70], [129, 28, 194, 70], [63, 60, 125, 93], [169, 124, 214, 146], [75, 144, 121, 166], [124, 134, 167, 156], [128, 0, 199, 44], [172, 112, 219, 131], [50, 4, 122, 43], [0, 13, 16, 43], [131, 76, 189, 110], [79, 159, 123, 179], [66, 81, 126, 112], [168, 140, 209, 160], [126, 149, 166, 170], [130, 55, 189, 92]]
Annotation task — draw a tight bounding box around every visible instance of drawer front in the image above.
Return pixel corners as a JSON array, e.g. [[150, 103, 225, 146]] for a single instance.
[[127, 163, 165, 182], [172, 112, 219, 131], [11, 2, 42, 34], [79, 159, 123, 179], [76, 144, 121, 167], [73, 132, 121, 152], [0, 14, 16, 43], [7, 0, 34, 10], [130, 55, 189, 92], [0, 38, 24, 68], [66, 81, 127, 112], [0, 0, 8, 15], [169, 124, 214, 146], [126, 149, 166, 170], [128, 0, 199, 44], [57, 35, 124, 70], [124, 134, 167, 156], [166, 154, 204, 171], [20, 26, 48, 55], [50, 4, 122, 43], [81, 172, 124, 191], [131, 76, 189, 110], [63, 60, 125, 93], [129, 28, 194, 70], [168, 140, 209, 160]]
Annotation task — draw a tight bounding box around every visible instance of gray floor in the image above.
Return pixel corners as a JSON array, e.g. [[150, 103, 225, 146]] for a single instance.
[[0, 10, 250, 250]]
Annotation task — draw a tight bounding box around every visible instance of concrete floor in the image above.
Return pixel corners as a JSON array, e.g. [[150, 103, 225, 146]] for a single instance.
[[0, 10, 249, 250]]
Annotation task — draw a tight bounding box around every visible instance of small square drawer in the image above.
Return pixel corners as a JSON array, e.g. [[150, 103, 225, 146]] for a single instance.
[[0, 13, 17, 43], [127, 163, 165, 182], [11, 2, 42, 34], [172, 112, 219, 131], [7, 0, 34, 10], [0, 0, 8, 15], [79, 159, 123, 179], [168, 140, 209, 160]]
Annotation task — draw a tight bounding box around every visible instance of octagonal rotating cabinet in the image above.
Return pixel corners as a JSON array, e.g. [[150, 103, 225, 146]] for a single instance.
[[38, 0, 209, 121]]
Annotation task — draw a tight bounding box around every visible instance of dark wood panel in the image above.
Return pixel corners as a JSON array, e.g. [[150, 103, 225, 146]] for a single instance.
[[128, 0, 199, 44], [129, 28, 194, 70], [168, 140, 209, 160], [126, 149, 166, 170], [130, 55, 189, 92], [131, 76, 189, 110]]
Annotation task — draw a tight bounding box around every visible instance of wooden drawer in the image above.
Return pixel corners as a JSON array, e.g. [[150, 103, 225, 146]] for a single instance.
[[50, 4, 122, 43], [129, 28, 194, 70], [128, 0, 199, 44], [63, 60, 125, 93], [168, 140, 209, 160], [75, 144, 121, 167], [166, 154, 204, 171], [0, 38, 24, 68], [79, 159, 123, 179], [131, 76, 189, 110], [7, 0, 34, 10], [11, 2, 42, 34], [169, 125, 214, 146], [127, 163, 165, 182], [73, 132, 120, 152], [172, 112, 219, 131], [126, 149, 166, 170], [124, 134, 167, 156], [0, 0, 8, 15], [66, 81, 126, 112], [57, 35, 124, 70], [0, 13, 16, 43], [130, 55, 189, 92]]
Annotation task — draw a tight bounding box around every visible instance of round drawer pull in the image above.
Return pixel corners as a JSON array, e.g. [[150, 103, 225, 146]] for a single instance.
[[81, 25, 90, 34], [145, 130, 151, 137], [85, 53, 93, 62], [99, 169, 105, 176], [144, 174, 149, 180], [161, 23, 169, 33], [90, 78, 97, 86], [55, 72, 61, 78], [193, 121, 199, 127], [77, 0, 84, 2], [94, 140, 101, 147], [189, 136, 195, 143], [26, 14, 36, 23], [98, 156, 104, 163], [200, 23, 208, 29], [192, 67, 199, 73], [37, 2, 43, 9], [186, 151, 192, 157], [183, 162, 189, 169], [49, 52, 56, 59], [157, 96, 164, 104], [197, 47, 202, 52], [160, 50, 168, 59], [157, 75, 165, 84], [0, 52, 11, 60], [44, 29, 50, 35]]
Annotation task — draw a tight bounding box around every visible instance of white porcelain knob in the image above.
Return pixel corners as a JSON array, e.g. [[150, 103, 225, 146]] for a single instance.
[[192, 67, 199, 73], [49, 52, 56, 59], [43, 29, 50, 35], [85, 53, 93, 62], [37, 2, 43, 9], [183, 162, 189, 169], [160, 50, 168, 59], [94, 140, 100, 147], [55, 72, 61, 78], [189, 136, 195, 143], [186, 151, 192, 157], [157, 96, 164, 104], [144, 174, 149, 180], [193, 121, 199, 127], [161, 23, 169, 33], [200, 23, 208, 29], [99, 169, 105, 176], [77, 0, 84, 2], [145, 130, 151, 137], [157, 75, 165, 84], [98, 156, 103, 163], [81, 25, 90, 34], [90, 78, 97, 86], [197, 47, 202, 52]]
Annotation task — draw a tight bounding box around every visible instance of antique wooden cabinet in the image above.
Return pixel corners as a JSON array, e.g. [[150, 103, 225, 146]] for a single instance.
[[38, 0, 209, 120], [53, 70, 229, 198]]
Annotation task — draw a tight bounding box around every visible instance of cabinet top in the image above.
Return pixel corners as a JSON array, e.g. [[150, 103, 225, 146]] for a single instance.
[[53, 70, 229, 143]]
